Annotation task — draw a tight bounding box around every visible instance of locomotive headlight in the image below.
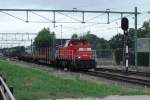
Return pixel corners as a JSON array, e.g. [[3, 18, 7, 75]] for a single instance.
[[79, 48, 84, 51], [78, 56, 81, 59], [79, 48, 91, 51], [87, 48, 91, 51]]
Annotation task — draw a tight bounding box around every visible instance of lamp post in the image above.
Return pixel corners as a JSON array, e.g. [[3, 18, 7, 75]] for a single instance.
[[134, 7, 138, 68], [149, 37, 150, 67], [148, 19, 150, 67]]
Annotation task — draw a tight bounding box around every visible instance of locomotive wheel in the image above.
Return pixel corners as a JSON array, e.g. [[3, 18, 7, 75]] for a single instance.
[[69, 60, 96, 71], [55, 59, 68, 69]]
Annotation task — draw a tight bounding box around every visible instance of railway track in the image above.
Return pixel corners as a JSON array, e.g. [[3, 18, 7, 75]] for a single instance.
[[84, 70, 150, 86], [3, 57, 150, 87], [95, 67, 150, 77]]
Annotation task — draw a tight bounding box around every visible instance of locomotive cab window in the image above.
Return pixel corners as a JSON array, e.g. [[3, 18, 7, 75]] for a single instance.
[[69, 42, 83, 46], [64, 40, 70, 47], [64, 39, 88, 47]]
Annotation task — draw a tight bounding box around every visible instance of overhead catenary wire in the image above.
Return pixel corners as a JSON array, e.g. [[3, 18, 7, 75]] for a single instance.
[[0, 11, 26, 22], [30, 11, 53, 22], [86, 13, 106, 22], [109, 14, 133, 24], [70, 14, 135, 35], [58, 12, 82, 22], [70, 14, 134, 30]]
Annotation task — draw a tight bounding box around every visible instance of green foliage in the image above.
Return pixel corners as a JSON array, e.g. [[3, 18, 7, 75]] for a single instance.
[[109, 34, 124, 49], [110, 28, 135, 50], [71, 33, 78, 39], [0, 60, 146, 100], [83, 31, 110, 50], [34, 28, 55, 48], [138, 21, 150, 38], [128, 28, 135, 48], [114, 49, 123, 65], [138, 52, 149, 66]]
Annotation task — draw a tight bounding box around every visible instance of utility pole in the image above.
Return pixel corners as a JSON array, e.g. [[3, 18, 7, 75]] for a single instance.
[[134, 7, 138, 68], [148, 17, 150, 69], [149, 38, 150, 67], [31, 39, 32, 54]]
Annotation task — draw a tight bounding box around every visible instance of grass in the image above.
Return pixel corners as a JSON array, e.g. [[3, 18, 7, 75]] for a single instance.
[[0, 60, 149, 100]]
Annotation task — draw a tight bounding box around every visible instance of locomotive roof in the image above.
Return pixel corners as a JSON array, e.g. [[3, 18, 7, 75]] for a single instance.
[[68, 39, 87, 42]]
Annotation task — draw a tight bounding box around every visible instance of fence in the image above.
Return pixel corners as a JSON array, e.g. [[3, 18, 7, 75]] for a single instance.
[[96, 48, 150, 67], [137, 38, 150, 67], [96, 49, 115, 66], [0, 76, 15, 100]]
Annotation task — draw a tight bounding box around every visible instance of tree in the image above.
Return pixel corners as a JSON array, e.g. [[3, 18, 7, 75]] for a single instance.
[[71, 33, 78, 39], [34, 28, 55, 48], [83, 31, 110, 50], [83, 32, 98, 48], [128, 28, 135, 48], [96, 38, 110, 50], [138, 21, 150, 38], [109, 34, 124, 65], [109, 33, 124, 49]]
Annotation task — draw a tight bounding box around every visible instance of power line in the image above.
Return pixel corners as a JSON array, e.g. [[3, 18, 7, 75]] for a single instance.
[[86, 13, 106, 22], [30, 11, 53, 22], [58, 12, 81, 22], [0, 11, 26, 22], [109, 14, 133, 24]]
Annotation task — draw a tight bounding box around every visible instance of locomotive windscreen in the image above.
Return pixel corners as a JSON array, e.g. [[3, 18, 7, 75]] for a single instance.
[[64, 39, 88, 47]]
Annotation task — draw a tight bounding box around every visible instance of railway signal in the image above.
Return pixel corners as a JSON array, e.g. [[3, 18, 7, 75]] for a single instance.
[[121, 17, 129, 72]]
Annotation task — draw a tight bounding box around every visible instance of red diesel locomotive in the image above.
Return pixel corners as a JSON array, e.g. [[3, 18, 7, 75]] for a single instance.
[[55, 39, 96, 70]]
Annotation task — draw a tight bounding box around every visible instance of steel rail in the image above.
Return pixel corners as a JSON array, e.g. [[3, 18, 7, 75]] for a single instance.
[[85, 70, 150, 86], [95, 67, 150, 77]]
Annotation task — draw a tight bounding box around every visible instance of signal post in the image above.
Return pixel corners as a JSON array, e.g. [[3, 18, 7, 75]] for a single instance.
[[121, 17, 129, 72]]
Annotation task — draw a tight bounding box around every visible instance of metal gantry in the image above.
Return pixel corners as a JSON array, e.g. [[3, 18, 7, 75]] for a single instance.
[[134, 7, 138, 67], [0, 33, 37, 48], [0, 8, 139, 26], [0, 33, 37, 41]]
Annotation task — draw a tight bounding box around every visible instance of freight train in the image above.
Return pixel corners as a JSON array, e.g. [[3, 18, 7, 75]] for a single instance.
[[3, 39, 97, 70], [2, 46, 25, 58]]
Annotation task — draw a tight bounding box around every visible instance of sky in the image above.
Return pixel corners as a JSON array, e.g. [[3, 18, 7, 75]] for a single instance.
[[0, 0, 150, 47]]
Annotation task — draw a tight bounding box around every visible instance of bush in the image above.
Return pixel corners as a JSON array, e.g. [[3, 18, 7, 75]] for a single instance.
[[138, 52, 149, 66]]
